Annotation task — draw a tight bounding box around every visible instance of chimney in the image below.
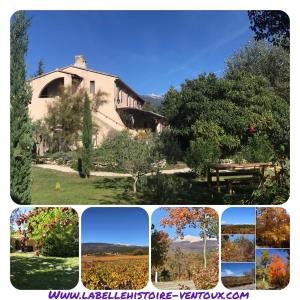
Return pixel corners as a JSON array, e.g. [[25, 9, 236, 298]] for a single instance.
[[74, 55, 87, 69]]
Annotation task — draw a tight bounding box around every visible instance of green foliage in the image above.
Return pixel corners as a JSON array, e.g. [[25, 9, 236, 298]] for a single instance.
[[43, 87, 107, 153], [98, 131, 159, 193], [186, 138, 221, 176], [16, 208, 79, 257], [252, 159, 289, 204], [154, 128, 183, 163], [42, 234, 78, 257], [34, 59, 44, 77], [45, 87, 85, 152], [239, 135, 275, 163], [248, 11, 290, 50], [161, 72, 289, 159], [225, 40, 290, 102], [10, 11, 33, 204], [81, 93, 93, 178]]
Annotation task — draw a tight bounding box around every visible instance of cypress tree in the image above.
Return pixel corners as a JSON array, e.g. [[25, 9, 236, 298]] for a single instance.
[[34, 59, 44, 77], [81, 92, 92, 178], [10, 12, 32, 204]]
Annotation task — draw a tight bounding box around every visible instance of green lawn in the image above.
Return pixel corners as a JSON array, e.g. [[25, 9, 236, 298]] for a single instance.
[[10, 252, 79, 290], [31, 166, 257, 205]]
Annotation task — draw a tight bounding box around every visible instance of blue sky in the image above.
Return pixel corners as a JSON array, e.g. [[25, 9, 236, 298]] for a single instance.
[[256, 249, 289, 264], [221, 262, 255, 277], [222, 207, 256, 225], [81, 207, 149, 246], [152, 208, 209, 239], [24, 10, 254, 95]]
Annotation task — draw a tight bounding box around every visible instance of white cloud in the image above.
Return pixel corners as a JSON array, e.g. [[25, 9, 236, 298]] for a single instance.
[[222, 269, 235, 276]]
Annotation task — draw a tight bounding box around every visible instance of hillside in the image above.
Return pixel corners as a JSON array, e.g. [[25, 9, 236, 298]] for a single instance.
[[82, 242, 148, 255], [140, 94, 163, 107]]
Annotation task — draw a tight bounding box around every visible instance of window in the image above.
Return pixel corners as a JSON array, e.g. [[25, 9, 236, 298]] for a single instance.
[[90, 81, 95, 94]]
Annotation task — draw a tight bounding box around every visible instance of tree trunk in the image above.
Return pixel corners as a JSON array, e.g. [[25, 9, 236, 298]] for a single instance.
[[203, 229, 207, 269], [133, 176, 138, 193], [155, 271, 158, 283]]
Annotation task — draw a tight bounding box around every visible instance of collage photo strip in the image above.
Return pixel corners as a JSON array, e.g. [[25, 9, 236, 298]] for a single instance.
[[8, 8, 290, 298]]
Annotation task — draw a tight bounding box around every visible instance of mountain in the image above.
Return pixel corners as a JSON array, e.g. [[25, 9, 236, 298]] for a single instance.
[[140, 94, 164, 107], [82, 242, 148, 255], [169, 235, 218, 253]]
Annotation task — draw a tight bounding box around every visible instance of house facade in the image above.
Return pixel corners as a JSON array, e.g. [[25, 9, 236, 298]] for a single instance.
[[29, 55, 166, 152]]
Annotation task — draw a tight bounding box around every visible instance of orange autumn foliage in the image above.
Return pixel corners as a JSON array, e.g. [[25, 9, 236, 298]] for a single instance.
[[268, 255, 287, 287]]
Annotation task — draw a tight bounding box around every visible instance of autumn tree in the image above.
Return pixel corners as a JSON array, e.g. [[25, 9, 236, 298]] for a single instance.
[[258, 250, 270, 284], [10, 11, 33, 204], [268, 255, 287, 288], [15, 207, 79, 257], [161, 208, 218, 269], [256, 208, 290, 248], [151, 225, 170, 283]]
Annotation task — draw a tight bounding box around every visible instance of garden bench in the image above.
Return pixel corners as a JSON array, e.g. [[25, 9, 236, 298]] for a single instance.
[[224, 177, 260, 195], [207, 162, 272, 193]]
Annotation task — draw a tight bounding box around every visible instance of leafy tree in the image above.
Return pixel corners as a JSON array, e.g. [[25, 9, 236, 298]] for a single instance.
[[268, 255, 287, 288], [15, 207, 79, 257], [44, 87, 107, 152], [34, 59, 44, 76], [256, 208, 290, 248], [225, 40, 289, 102], [10, 11, 33, 204], [161, 207, 218, 269], [98, 131, 158, 193], [248, 10, 290, 50], [161, 72, 289, 158], [81, 92, 93, 178], [258, 250, 270, 283], [151, 225, 170, 283], [186, 138, 220, 176]]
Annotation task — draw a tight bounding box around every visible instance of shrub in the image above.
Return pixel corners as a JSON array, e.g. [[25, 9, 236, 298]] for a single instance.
[[240, 135, 274, 163], [186, 138, 221, 176], [41, 235, 79, 257]]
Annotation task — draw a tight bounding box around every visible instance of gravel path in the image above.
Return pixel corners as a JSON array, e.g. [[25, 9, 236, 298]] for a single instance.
[[232, 283, 256, 290], [35, 164, 191, 177], [154, 280, 196, 290]]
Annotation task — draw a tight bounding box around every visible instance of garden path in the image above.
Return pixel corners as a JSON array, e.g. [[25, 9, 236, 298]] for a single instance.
[[35, 164, 191, 177]]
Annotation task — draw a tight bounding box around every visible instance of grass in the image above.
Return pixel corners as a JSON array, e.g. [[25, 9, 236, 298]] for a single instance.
[[10, 252, 79, 290], [30, 166, 258, 205]]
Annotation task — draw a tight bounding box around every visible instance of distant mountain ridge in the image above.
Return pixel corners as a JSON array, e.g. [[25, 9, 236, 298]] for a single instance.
[[169, 235, 218, 253], [82, 242, 148, 255], [140, 94, 164, 107]]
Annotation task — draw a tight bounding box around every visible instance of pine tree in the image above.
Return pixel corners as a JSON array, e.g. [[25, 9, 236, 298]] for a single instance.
[[10, 11, 32, 204], [81, 92, 92, 178]]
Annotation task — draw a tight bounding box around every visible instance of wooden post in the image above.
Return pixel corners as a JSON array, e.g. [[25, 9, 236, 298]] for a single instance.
[[216, 169, 220, 193]]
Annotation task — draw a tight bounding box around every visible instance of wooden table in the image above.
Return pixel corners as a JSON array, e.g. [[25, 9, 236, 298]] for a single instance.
[[207, 163, 273, 193]]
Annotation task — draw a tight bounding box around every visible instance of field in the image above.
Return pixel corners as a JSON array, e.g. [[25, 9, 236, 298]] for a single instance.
[[222, 275, 255, 289], [81, 255, 149, 290], [221, 224, 255, 234]]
